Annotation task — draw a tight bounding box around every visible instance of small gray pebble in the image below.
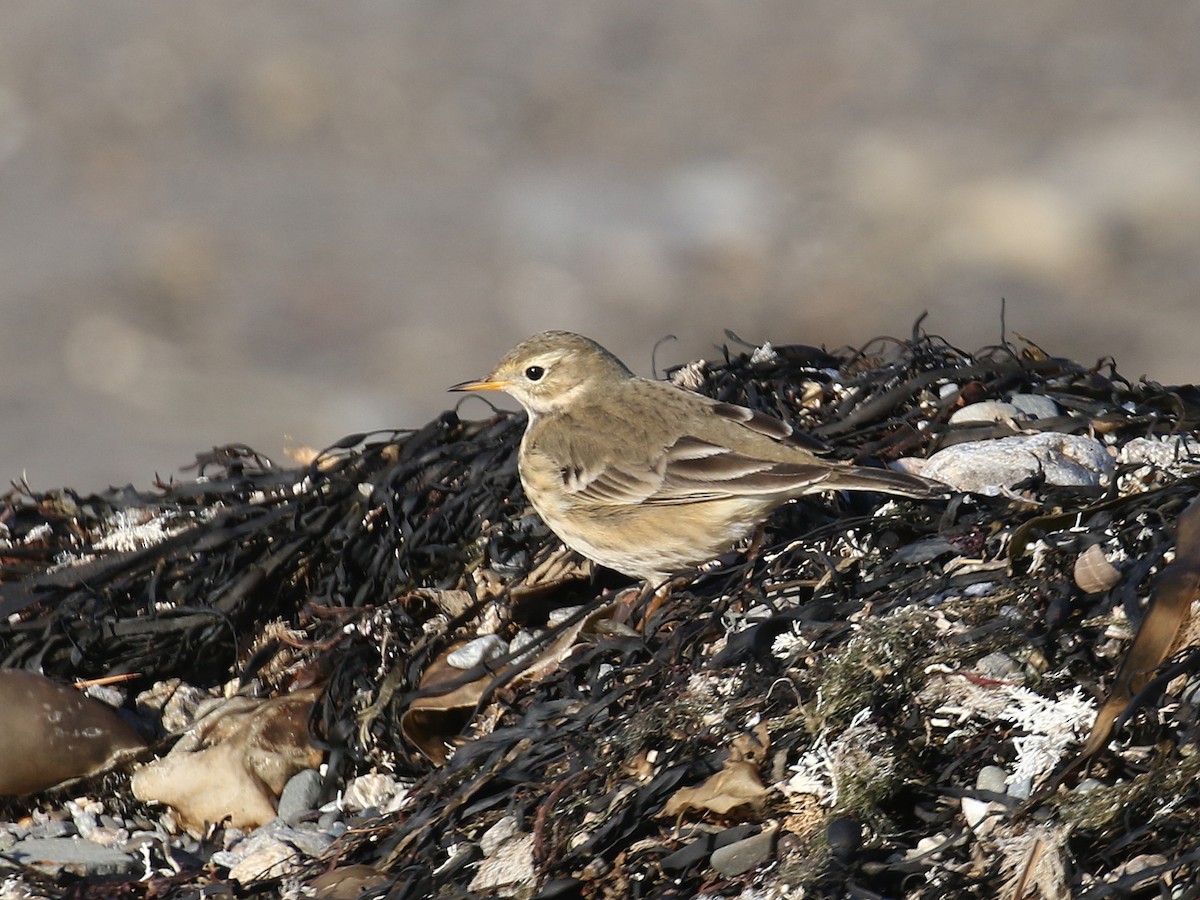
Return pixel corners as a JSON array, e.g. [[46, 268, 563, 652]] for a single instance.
[[277, 769, 324, 824], [976, 765, 1008, 795], [7, 837, 137, 876], [709, 830, 775, 877], [326, 821, 348, 839], [29, 819, 75, 839], [1007, 775, 1033, 800], [1008, 393, 1059, 419], [827, 818, 862, 863]]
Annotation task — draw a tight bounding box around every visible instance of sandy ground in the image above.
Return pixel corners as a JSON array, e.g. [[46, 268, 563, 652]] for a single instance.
[[2, 2, 1198, 491]]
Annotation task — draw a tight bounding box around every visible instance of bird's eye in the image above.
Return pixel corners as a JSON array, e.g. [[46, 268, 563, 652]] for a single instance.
[[525, 365, 545, 381]]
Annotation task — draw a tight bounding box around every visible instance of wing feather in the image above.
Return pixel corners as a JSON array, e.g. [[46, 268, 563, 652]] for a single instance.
[[547, 392, 834, 507], [711, 402, 829, 452]]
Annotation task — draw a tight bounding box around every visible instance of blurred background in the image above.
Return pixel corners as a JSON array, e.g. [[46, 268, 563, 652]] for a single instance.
[[3, 2, 1199, 491]]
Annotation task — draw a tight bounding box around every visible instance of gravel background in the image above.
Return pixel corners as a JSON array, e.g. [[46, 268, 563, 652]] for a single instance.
[[3, 2, 1199, 491]]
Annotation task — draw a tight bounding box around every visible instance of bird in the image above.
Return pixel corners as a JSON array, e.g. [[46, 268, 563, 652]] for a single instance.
[[451, 331, 945, 587]]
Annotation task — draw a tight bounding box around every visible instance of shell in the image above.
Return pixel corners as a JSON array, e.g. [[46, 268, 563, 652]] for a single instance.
[[446, 634, 508, 669], [1074, 544, 1121, 594]]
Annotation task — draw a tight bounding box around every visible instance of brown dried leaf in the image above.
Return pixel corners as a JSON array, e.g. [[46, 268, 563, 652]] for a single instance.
[[1076, 495, 1200, 764], [659, 724, 772, 818], [660, 760, 769, 818], [400, 646, 493, 766], [401, 603, 617, 764]]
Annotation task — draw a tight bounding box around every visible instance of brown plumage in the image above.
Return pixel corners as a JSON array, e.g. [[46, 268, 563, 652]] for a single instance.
[[452, 331, 944, 585]]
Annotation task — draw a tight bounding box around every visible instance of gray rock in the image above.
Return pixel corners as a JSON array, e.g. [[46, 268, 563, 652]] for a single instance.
[[277, 768, 324, 824], [3, 837, 137, 876], [285, 824, 336, 858], [326, 821, 348, 839], [922, 433, 1113, 495], [28, 818, 74, 840], [1008, 393, 1060, 419], [709, 829, 775, 877]]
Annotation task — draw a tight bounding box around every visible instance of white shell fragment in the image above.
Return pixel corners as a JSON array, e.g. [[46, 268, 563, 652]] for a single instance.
[[446, 635, 509, 670], [1116, 436, 1200, 488], [1074, 544, 1121, 593], [922, 433, 1114, 495]]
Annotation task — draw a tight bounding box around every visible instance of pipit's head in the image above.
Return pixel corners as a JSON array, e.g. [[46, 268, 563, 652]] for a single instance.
[[450, 331, 633, 417]]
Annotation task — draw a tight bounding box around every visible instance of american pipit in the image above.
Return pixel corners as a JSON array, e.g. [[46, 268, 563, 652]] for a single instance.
[[451, 331, 944, 586]]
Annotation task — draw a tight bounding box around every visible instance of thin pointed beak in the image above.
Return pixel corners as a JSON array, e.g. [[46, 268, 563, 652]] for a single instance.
[[449, 377, 511, 393]]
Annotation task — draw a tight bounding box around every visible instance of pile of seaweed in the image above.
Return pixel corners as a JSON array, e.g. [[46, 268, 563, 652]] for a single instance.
[[3, 325, 1200, 899]]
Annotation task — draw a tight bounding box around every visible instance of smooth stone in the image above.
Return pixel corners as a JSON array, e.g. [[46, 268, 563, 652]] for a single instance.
[[277, 769, 324, 824], [1007, 775, 1033, 800], [0, 669, 147, 796], [709, 829, 775, 877], [922, 433, 1114, 495], [949, 400, 1020, 425], [3, 837, 137, 876], [963, 766, 1009, 830], [1008, 394, 1059, 419], [973, 653, 1023, 683], [28, 819, 74, 839], [960, 797, 991, 830], [827, 818, 862, 863], [977, 765, 1008, 795]]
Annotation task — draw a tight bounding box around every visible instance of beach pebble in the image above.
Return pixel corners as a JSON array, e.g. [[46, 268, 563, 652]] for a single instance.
[[962, 766, 1008, 831], [923, 433, 1113, 495], [949, 400, 1020, 425], [948, 395, 1059, 426], [0, 670, 147, 796], [277, 769, 324, 824], [4, 837, 137, 877], [1008, 394, 1060, 419], [827, 818, 862, 863], [709, 828, 776, 877]]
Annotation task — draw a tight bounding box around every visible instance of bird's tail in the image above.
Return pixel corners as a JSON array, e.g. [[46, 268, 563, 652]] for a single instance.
[[828, 466, 948, 499]]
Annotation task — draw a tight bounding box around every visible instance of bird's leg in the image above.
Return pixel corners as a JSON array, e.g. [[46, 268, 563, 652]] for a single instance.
[[740, 523, 769, 585], [640, 580, 671, 625], [609, 581, 650, 626]]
